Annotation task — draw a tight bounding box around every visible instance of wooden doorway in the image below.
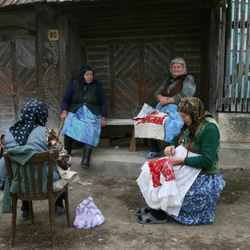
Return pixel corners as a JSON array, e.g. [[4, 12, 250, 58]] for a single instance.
[[84, 37, 204, 119], [0, 29, 37, 130]]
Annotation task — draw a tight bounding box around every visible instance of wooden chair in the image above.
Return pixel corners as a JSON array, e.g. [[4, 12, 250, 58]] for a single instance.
[[3, 149, 71, 247]]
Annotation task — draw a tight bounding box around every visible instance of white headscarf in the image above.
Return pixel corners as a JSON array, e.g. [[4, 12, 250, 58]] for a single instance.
[[170, 57, 187, 77]]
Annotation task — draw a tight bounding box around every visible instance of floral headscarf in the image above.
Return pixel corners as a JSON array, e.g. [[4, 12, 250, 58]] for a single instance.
[[9, 100, 48, 145], [177, 97, 212, 140]]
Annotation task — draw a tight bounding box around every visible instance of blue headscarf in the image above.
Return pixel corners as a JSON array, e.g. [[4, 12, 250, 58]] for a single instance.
[[9, 100, 48, 145]]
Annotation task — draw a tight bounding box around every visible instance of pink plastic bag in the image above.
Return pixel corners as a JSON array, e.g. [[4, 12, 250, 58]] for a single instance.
[[73, 196, 105, 229]]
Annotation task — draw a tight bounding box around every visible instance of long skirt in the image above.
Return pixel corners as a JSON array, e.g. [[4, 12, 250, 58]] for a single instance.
[[169, 173, 226, 225], [155, 102, 184, 142], [62, 105, 101, 147]]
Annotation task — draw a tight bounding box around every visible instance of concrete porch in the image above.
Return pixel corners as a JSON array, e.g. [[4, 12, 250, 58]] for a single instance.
[[70, 142, 249, 178]]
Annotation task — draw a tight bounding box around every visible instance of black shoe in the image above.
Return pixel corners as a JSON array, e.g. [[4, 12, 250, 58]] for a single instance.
[[54, 205, 65, 217], [136, 207, 151, 216], [21, 211, 29, 221], [0, 179, 5, 191], [81, 161, 90, 169], [64, 135, 73, 155]]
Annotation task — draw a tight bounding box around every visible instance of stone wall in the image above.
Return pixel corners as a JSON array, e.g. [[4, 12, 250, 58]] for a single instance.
[[217, 113, 250, 169]]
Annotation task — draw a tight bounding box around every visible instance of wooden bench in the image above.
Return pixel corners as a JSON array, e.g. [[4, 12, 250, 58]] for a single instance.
[[105, 119, 136, 152]]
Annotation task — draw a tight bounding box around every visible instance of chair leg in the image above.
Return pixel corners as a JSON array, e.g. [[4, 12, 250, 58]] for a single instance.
[[49, 198, 56, 246], [29, 201, 34, 224], [11, 196, 17, 247], [64, 189, 71, 227]]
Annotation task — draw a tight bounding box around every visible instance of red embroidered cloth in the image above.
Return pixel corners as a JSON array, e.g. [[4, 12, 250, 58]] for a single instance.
[[148, 158, 175, 187], [135, 110, 166, 126]]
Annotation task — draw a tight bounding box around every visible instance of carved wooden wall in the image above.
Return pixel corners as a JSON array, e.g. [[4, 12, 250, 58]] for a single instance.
[[36, 6, 65, 129], [0, 1, 210, 131], [0, 33, 37, 130], [0, 7, 80, 131], [85, 38, 204, 119]]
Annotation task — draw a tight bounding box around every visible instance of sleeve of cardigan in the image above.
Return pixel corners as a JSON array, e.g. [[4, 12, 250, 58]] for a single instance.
[[184, 123, 220, 170], [173, 75, 196, 104], [154, 78, 168, 100], [61, 81, 74, 111], [97, 82, 108, 117]]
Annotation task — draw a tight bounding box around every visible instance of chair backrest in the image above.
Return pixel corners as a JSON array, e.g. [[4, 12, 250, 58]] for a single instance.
[[4, 150, 59, 201]]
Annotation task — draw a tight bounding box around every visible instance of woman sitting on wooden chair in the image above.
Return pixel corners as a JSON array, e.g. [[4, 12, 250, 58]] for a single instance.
[[0, 99, 71, 220]]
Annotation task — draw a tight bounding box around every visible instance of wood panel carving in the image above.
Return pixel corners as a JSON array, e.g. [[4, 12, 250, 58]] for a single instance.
[[38, 39, 61, 125], [114, 42, 140, 117], [0, 38, 37, 130], [86, 40, 172, 118], [143, 42, 171, 106], [85, 38, 202, 119], [37, 5, 66, 129]]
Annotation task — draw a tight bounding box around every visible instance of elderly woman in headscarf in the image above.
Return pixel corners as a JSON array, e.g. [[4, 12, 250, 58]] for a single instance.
[[60, 65, 108, 169], [0, 100, 71, 220], [136, 97, 225, 225], [144, 57, 196, 159]]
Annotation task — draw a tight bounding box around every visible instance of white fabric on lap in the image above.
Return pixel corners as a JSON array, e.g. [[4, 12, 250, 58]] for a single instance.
[[136, 145, 201, 216]]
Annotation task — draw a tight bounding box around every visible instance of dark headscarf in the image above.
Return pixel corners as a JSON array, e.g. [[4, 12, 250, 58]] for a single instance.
[[79, 65, 95, 94], [79, 65, 94, 84], [177, 97, 212, 140], [9, 100, 48, 145]]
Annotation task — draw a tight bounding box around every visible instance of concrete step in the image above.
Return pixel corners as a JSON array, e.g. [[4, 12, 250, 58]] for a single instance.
[[69, 143, 250, 178], [70, 145, 150, 177]]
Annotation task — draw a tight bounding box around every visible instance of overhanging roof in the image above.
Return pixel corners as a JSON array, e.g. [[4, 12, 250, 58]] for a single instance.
[[0, 0, 78, 8]]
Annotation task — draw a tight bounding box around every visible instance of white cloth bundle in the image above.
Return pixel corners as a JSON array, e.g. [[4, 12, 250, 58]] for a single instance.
[[136, 145, 201, 216]]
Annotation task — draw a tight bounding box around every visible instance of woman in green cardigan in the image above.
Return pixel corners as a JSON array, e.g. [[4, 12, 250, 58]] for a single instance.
[[136, 97, 225, 225]]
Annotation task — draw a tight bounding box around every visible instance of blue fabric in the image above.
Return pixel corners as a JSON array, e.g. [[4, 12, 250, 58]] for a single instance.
[[169, 173, 226, 225], [62, 105, 101, 147], [155, 102, 184, 143]]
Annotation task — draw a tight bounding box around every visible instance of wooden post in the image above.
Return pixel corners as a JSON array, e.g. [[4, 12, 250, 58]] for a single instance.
[[129, 126, 136, 152]]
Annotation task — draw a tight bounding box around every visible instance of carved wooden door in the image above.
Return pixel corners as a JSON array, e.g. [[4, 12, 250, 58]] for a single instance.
[[86, 39, 171, 118], [114, 41, 170, 116], [0, 38, 37, 130]]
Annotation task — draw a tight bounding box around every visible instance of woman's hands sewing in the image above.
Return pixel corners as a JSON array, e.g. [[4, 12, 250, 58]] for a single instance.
[[164, 145, 185, 166]]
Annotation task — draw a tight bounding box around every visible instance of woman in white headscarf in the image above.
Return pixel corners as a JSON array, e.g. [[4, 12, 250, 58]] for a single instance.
[[145, 57, 196, 159]]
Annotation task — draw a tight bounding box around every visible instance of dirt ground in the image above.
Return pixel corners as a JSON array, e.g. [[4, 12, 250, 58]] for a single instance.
[[0, 168, 250, 250]]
